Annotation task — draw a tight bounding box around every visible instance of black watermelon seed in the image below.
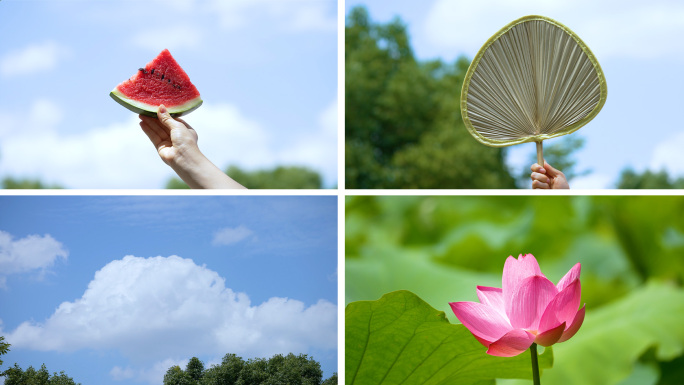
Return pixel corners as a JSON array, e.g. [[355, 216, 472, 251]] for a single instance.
[[167, 79, 171, 83], [138, 68, 144, 72], [161, 74, 164, 80], [151, 69, 155, 75]]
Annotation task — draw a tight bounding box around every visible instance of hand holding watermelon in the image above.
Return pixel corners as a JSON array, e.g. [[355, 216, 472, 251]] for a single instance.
[[112, 49, 244, 189], [139, 105, 246, 189]]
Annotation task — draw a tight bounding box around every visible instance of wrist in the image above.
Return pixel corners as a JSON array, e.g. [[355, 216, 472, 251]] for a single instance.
[[169, 147, 246, 189], [168, 146, 213, 188]]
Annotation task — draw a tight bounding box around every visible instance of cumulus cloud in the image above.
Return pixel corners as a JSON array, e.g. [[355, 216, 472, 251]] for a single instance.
[[6, 255, 336, 363], [0, 41, 68, 77], [210, 0, 336, 32], [423, 0, 684, 60], [0, 230, 68, 284], [213, 225, 255, 246], [277, 99, 338, 187], [0, 97, 337, 188], [0, 101, 265, 188]]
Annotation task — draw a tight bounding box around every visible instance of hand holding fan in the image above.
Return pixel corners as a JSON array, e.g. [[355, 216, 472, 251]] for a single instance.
[[461, 15, 607, 166]]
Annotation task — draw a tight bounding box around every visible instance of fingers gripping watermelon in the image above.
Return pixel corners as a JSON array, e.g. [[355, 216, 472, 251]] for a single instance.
[[110, 49, 202, 117]]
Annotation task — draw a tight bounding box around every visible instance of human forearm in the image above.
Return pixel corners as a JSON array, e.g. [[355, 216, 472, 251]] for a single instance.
[[170, 147, 246, 189]]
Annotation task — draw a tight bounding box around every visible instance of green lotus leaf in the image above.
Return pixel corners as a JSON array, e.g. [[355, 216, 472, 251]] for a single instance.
[[346, 290, 553, 385]]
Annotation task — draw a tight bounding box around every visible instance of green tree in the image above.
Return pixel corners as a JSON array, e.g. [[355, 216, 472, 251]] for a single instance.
[[166, 165, 323, 189], [186, 357, 205, 382], [164, 365, 194, 385], [345, 6, 516, 188], [0, 336, 10, 368], [1, 363, 79, 385], [201, 354, 245, 385], [263, 353, 322, 385], [616, 168, 684, 189], [236, 357, 268, 385], [49, 371, 80, 385], [176, 352, 334, 385]]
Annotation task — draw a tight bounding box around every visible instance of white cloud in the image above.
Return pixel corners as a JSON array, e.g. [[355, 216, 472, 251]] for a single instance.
[[0, 98, 337, 188], [212, 225, 255, 246], [210, 0, 336, 32], [0, 101, 266, 188], [131, 25, 205, 52], [276, 99, 338, 187], [0, 41, 68, 77], [650, 131, 684, 178], [7, 255, 336, 370], [0, 230, 68, 282], [423, 0, 684, 60]]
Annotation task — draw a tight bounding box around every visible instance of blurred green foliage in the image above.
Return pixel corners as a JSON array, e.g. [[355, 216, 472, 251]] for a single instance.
[[166, 165, 323, 189], [616, 168, 684, 189], [346, 196, 684, 384], [345, 6, 515, 188], [2, 177, 63, 189]]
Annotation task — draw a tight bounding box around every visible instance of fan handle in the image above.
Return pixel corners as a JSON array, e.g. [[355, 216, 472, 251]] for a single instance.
[[536, 141, 544, 167]]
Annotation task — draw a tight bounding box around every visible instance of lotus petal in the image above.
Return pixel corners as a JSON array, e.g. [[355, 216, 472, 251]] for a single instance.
[[486, 329, 536, 357], [534, 321, 566, 347], [450, 301, 512, 345], [502, 254, 543, 310], [476, 286, 507, 318], [538, 279, 581, 333], [558, 304, 586, 343], [507, 275, 557, 330]]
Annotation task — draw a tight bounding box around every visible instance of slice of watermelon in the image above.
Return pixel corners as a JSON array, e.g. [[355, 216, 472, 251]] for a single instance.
[[110, 49, 203, 117]]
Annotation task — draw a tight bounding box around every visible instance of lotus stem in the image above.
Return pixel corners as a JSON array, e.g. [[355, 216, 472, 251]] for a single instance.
[[530, 343, 541, 385]]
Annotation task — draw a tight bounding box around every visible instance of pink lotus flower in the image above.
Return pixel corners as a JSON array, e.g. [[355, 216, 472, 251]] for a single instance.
[[450, 254, 585, 357]]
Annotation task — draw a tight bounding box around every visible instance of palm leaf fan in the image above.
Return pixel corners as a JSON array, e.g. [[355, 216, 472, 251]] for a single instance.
[[461, 15, 607, 165]]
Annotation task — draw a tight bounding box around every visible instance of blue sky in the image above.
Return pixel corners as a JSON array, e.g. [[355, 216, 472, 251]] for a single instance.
[[0, 195, 338, 384], [346, 0, 684, 189], [0, 0, 337, 188]]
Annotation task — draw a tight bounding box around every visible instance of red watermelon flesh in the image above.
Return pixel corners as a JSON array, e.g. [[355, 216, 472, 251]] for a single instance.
[[110, 49, 203, 117]]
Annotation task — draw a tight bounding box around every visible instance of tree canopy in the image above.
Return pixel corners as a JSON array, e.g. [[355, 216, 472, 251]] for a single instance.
[[1, 363, 80, 385], [345, 6, 516, 188], [163, 353, 336, 385], [0, 336, 9, 367], [616, 168, 684, 189]]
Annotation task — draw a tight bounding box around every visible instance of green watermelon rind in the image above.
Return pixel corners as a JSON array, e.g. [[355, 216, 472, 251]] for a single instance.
[[110, 88, 203, 118]]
